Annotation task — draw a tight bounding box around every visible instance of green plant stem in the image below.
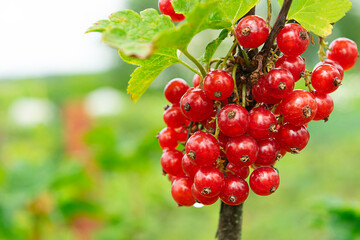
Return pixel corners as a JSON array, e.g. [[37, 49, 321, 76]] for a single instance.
[[221, 40, 238, 69], [240, 47, 251, 69], [181, 48, 207, 78], [179, 60, 202, 77], [242, 83, 246, 108], [266, 0, 272, 30], [318, 37, 328, 61], [232, 64, 240, 104]]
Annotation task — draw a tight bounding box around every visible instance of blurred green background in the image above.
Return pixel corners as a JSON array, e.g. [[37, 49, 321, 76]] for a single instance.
[[0, 0, 360, 240]]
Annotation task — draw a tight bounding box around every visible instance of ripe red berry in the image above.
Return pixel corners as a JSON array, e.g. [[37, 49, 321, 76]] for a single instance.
[[218, 104, 250, 137], [327, 37, 358, 71], [255, 138, 281, 166], [161, 149, 184, 176], [176, 126, 188, 143], [277, 23, 309, 56], [226, 163, 250, 179], [158, 0, 185, 22], [249, 167, 280, 196], [185, 131, 220, 166], [311, 91, 334, 121], [226, 135, 259, 167], [220, 175, 249, 205], [158, 127, 179, 149], [248, 107, 277, 140], [281, 89, 318, 126], [163, 104, 188, 128], [191, 184, 219, 205], [193, 74, 201, 88], [311, 64, 342, 94], [171, 177, 196, 206], [252, 83, 281, 105], [235, 15, 269, 49], [276, 123, 310, 154], [263, 68, 295, 99], [194, 167, 225, 198], [315, 59, 344, 80], [275, 55, 305, 81], [164, 78, 189, 104], [201, 109, 217, 134], [180, 88, 213, 122], [203, 70, 234, 100], [182, 154, 200, 179]]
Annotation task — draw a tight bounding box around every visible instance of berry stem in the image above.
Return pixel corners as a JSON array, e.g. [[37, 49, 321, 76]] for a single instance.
[[179, 59, 202, 77], [221, 40, 238, 69], [318, 37, 328, 61], [214, 101, 222, 139], [216, 202, 244, 240], [240, 47, 251, 69], [180, 48, 208, 78], [232, 64, 240, 104], [266, 0, 272, 30], [242, 83, 247, 108]]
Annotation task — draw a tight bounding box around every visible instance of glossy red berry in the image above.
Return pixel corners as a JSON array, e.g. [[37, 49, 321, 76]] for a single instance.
[[158, 127, 178, 149], [252, 82, 281, 105], [193, 74, 201, 88], [163, 104, 188, 128], [235, 15, 269, 49], [311, 64, 342, 94], [249, 167, 280, 196], [191, 184, 219, 205], [171, 177, 195, 206], [185, 131, 220, 166], [277, 23, 309, 56], [194, 167, 225, 198], [180, 88, 213, 122], [248, 107, 277, 140], [311, 91, 334, 121], [218, 104, 250, 137], [315, 59, 344, 80], [182, 154, 200, 179], [201, 109, 217, 134], [158, 0, 185, 22], [263, 68, 295, 99], [327, 37, 358, 71], [226, 163, 250, 179], [255, 138, 281, 166], [161, 149, 183, 176], [226, 135, 259, 167], [203, 70, 234, 100], [176, 126, 188, 143], [220, 175, 249, 205], [275, 55, 305, 81], [164, 78, 189, 104], [281, 89, 318, 126], [277, 123, 310, 154]]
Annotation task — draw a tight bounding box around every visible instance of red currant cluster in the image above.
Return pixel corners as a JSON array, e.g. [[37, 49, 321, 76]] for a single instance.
[[157, 15, 358, 207]]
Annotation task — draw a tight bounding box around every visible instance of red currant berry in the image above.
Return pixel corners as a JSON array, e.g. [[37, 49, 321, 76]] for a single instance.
[[252, 82, 281, 105], [249, 166, 280, 196], [263, 68, 295, 99], [171, 177, 196, 206], [218, 104, 250, 137], [158, 0, 185, 22], [235, 15, 269, 49], [191, 184, 219, 205], [248, 107, 277, 140], [311, 64, 342, 94], [164, 78, 189, 104], [277, 23, 309, 56], [182, 154, 200, 179], [193, 74, 201, 88], [176, 126, 188, 143], [255, 138, 281, 166], [163, 104, 188, 128], [220, 175, 249, 205], [201, 109, 217, 135], [161, 149, 183, 176], [185, 131, 220, 166], [276, 123, 310, 154], [311, 91, 334, 121], [203, 70, 234, 100], [281, 89, 318, 126], [226, 163, 250, 179], [315, 59, 344, 80], [275, 55, 305, 81], [180, 88, 213, 122], [158, 127, 178, 149], [226, 135, 259, 167], [327, 37, 358, 71], [194, 167, 225, 198]]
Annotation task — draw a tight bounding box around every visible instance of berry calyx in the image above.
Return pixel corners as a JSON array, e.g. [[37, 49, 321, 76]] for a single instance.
[[226, 135, 259, 167], [171, 177, 196, 206], [158, 0, 185, 22], [327, 37, 358, 71], [203, 70, 234, 100], [277, 23, 309, 56], [249, 167, 280, 196], [191, 184, 219, 205], [276, 123, 310, 154], [311, 64, 342, 94], [220, 175, 249, 205], [194, 167, 225, 198], [218, 104, 250, 137], [164, 78, 189, 104], [235, 15, 269, 49], [180, 88, 213, 122]]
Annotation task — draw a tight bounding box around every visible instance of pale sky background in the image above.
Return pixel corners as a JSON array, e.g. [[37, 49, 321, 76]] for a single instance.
[[0, 0, 126, 80]]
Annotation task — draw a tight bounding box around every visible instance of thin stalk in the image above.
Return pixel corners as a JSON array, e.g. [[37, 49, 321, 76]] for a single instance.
[[242, 83, 246, 108], [179, 60, 202, 76], [221, 40, 238, 69], [266, 0, 272, 30], [240, 47, 251, 69], [181, 48, 207, 78], [232, 64, 240, 104]]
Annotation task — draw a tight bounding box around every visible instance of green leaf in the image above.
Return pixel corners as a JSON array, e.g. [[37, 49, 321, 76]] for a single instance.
[[217, 0, 260, 26], [199, 29, 229, 65], [87, 9, 175, 58], [120, 49, 180, 102], [277, 0, 352, 37]]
